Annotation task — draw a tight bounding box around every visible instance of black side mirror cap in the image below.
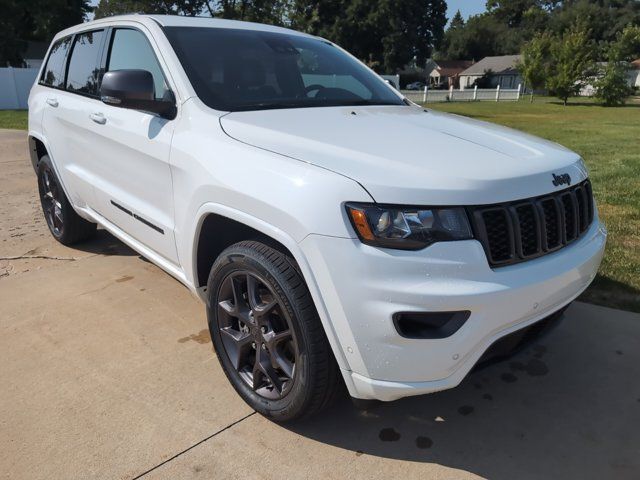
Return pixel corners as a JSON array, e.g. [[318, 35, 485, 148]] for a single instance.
[[100, 70, 176, 120]]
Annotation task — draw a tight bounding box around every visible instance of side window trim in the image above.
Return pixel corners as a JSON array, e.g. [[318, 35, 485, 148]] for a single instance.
[[104, 26, 173, 100], [64, 28, 108, 99]]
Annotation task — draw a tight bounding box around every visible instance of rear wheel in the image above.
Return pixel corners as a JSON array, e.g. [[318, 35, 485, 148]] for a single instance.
[[207, 241, 341, 422], [37, 155, 96, 245]]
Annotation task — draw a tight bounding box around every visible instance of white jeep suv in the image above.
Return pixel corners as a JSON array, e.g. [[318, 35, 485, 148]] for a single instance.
[[28, 15, 607, 421]]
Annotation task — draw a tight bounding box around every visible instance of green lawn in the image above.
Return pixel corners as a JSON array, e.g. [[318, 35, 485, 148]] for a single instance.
[[428, 98, 640, 312], [0, 110, 28, 130]]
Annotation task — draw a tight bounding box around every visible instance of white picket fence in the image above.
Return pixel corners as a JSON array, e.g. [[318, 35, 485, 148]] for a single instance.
[[402, 84, 522, 104], [0, 67, 39, 109]]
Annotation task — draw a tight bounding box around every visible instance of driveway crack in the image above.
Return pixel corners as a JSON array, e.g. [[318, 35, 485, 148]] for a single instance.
[[0, 254, 77, 261], [131, 411, 257, 479]]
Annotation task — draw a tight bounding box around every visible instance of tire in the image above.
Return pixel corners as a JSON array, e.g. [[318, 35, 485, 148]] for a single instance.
[[37, 155, 97, 245], [206, 240, 341, 422]]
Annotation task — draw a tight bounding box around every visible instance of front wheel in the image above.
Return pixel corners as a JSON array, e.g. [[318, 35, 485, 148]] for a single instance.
[[206, 241, 341, 422]]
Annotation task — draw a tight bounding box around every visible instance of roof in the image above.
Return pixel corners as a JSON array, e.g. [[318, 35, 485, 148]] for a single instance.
[[460, 55, 522, 76], [54, 14, 311, 40], [148, 14, 308, 35], [432, 60, 474, 77]]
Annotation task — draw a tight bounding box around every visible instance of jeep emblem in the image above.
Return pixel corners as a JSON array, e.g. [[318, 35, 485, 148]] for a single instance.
[[552, 173, 571, 187]]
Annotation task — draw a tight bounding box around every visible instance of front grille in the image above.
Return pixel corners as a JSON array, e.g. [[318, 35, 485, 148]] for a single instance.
[[469, 179, 594, 267]]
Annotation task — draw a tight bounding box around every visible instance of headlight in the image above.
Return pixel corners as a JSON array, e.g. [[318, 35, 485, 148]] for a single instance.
[[346, 203, 473, 250]]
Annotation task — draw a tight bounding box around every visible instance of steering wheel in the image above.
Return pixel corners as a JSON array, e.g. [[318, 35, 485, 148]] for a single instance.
[[303, 84, 326, 98]]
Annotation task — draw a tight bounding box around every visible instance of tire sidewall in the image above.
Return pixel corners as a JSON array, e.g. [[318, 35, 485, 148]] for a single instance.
[[37, 155, 67, 241], [206, 246, 313, 421]]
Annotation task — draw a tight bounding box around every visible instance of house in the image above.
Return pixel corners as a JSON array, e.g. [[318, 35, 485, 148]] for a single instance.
[[428, 60, 474, 89], [581, 60, 640, 96], [459, 55, 523, 90]]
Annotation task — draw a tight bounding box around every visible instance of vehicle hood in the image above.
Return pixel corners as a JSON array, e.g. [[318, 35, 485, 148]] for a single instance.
[[220, 105, 587, 205]]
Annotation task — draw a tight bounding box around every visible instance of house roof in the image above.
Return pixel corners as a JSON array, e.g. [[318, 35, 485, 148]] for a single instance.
[[460, 55, 522, 76], [432, 60, 474, 77]]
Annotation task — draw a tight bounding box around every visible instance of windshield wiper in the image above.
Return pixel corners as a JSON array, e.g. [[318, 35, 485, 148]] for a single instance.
[[234, 100, 309, 111], [232, 99, 403, 112]]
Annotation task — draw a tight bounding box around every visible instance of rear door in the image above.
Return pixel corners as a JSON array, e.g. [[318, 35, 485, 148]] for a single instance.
[[88, 26, 178, 264], [40, 31, 106, 209]]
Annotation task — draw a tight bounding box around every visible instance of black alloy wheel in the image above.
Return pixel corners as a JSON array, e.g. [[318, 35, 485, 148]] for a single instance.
[[36, 155, 97, 245], [207, 241, 342, 422], [39, 164, 64, 237], [217, 271, 299, 399]]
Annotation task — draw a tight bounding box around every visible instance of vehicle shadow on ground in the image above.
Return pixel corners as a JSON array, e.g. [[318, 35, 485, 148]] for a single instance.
[[72, 228, 137, 257], [580, 274, 640, 313], [287, 307, 640, 479]]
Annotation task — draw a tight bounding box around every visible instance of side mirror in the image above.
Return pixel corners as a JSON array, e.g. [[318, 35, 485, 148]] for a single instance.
[[100, 70, 176, 120]]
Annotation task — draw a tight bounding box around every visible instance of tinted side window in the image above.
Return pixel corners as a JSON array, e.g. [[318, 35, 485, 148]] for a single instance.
[[66, 30, 105, 96], [107, 29, 169, 100], [41, 36, 72, 88]]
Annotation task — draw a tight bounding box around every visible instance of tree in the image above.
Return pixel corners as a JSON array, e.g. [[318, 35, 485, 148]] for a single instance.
[[546, 25, 594, 106], [519, 32, 552, 102], [290, 0, 446, 73], [609, 24, 640, 62], [549, 0, 640, 48], [486, 0, 549, 28], [214, 0, 290, 25], [594, 62, 632, 106], [30, 0, 94, 40], [473, 69, 494, 88], [94, 0, 207, 18], [0, 0, 92, 66], [436, 0, 640, 62], [438, 12, 532, 61], [379, 0, 447, 72], [0, 0, 28, 66], [95, 0, 293, 24], [449, 10, 465, 31], [594, 25, 640, 106]]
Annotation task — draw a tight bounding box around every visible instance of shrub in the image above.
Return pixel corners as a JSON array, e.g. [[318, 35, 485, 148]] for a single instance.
[[595, 62, 633, 106]]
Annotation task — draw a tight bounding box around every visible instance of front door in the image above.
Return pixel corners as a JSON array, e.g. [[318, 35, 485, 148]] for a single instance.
[[88, 26, 179, 264]]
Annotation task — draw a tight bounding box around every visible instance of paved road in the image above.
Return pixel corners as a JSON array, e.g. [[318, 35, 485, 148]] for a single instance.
[[1, 129, 639, 480]]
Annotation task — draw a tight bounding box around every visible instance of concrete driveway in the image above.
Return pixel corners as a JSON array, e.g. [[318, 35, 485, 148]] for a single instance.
[[1, 128, 639, 479]]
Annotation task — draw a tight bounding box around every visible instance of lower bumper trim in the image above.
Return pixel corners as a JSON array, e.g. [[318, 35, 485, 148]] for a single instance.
[[472, 305, 567, 371], [345, 303, 571, 401]]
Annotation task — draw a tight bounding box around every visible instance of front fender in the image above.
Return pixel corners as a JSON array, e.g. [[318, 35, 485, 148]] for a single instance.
[[186, 202, 353, 374]]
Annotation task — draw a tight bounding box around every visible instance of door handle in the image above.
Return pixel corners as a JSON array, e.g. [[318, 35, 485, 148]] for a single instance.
[[46, 98, 58, 107], [90, 113, 106, 125]]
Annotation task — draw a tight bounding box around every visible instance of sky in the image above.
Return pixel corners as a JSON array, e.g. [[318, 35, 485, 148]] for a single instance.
[[446, 0, 487, 21]]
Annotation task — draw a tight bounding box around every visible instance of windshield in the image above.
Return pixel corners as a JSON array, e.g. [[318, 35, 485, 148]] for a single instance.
[[164, 26, 404, 112]]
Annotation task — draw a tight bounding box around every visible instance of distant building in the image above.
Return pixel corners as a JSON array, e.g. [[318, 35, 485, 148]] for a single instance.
[[581, 60, 640, 96], [428, 60, 474, 89], [459, 55, 523, 90]]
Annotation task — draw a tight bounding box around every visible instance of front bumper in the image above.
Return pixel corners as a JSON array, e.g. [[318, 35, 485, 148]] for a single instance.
[[300, 218, 607, 401]]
